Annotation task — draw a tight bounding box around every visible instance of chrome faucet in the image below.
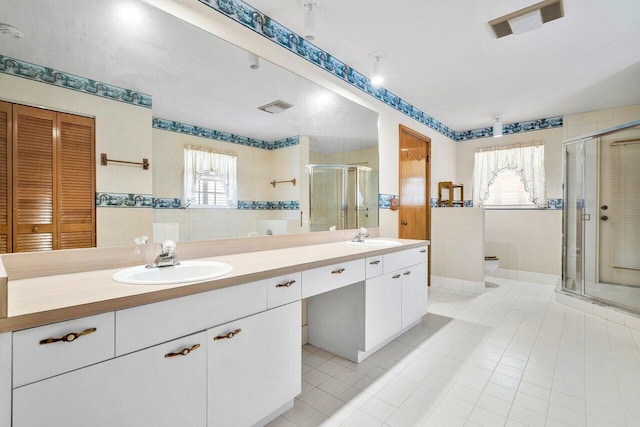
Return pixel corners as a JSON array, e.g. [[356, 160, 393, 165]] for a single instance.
[[146, 240, 180, 269], [351, 227, 369, 243]]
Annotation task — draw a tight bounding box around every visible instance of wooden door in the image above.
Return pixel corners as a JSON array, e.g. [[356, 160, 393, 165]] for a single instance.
[[13, 105, 57, 252], [398, 125, 431, 282], [0, 102, 12, 253], [57, 112, 95, 249]]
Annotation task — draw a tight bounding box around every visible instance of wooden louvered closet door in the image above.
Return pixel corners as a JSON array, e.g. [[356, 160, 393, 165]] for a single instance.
[[0, 102, 12, 254], [57, 113, 95, 249], [13, 105, 57, 252], [11, 104, 95, 252]]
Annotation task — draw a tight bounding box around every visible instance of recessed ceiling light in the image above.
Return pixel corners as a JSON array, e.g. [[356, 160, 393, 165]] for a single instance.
[[489, 0, 564, 38], [258, 100, 293, 114], [0, 23, 24, 39]]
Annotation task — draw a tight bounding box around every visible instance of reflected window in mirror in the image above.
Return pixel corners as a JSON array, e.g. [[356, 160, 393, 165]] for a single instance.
[[184, 146, 237, 208], [195, 173, 229, 207]]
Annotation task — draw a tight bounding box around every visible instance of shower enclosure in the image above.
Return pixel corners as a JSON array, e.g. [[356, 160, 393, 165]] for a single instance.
[[562, 120, 640, 313], [308, 164, 378, 232]]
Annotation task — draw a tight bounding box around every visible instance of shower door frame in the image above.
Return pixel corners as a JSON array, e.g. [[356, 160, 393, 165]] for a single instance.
[[561, 120, 640, 314], [308, 164, 372, 232]]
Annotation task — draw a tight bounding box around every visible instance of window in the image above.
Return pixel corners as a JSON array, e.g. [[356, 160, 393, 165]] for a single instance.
[[473, 142, 546, 208], [483, 169, 535, 207], [184, 145, 237, 208], [194, 173, 229, 206]]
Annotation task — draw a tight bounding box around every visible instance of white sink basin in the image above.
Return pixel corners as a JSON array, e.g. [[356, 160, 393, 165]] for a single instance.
[[347, 239, 402, 247], [113, 260, 233, 285]]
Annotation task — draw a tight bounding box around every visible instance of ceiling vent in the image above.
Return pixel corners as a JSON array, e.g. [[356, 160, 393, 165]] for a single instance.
[[258, 100, 293, 114], [489, 0, 564, 38]]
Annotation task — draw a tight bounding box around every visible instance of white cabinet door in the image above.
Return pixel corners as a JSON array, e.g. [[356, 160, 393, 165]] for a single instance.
[[208, 301, 301, 427], [365, 272, 402, 351], [13, 332, 207, 427], [401, 262, 428, 328]]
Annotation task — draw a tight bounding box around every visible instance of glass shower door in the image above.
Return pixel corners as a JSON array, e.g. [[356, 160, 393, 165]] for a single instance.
[[563, 140, 584, 294]]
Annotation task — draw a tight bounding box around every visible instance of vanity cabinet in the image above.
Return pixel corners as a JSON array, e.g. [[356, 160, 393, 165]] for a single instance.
[[13, 331, 207, 427], [308, 247, 428, 362], [365, 272, 402, 351], [208, 301, 301, 427]]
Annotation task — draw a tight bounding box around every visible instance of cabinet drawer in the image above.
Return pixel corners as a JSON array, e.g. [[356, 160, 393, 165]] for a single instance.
[[267, 272, 302, 309], [302, 259, 365, 298], [13, 312, 115, 388], [415, 246, 428, 264], [116, 280, 267, 356], [366, 256, 383, 279], [383, 249, 416, 273]]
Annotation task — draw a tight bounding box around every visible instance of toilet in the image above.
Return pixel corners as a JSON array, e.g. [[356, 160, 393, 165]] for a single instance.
[[484, 255, 500, 275]]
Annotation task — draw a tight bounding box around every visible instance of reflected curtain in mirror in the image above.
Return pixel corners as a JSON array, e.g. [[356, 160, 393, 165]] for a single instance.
[[183, 146, 237, 208]]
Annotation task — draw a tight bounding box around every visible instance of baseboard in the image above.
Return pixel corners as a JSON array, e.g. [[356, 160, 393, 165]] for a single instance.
[[487, 268, 560, 287], [430, 275, 485, 294], [555, 291, 640, 332]]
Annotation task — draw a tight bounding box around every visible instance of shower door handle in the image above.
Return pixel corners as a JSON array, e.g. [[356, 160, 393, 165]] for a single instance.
[[600, 215, 608, 221]]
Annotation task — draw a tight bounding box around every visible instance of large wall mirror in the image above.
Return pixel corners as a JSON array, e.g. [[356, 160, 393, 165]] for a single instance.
[[1, 0, 378, 246]]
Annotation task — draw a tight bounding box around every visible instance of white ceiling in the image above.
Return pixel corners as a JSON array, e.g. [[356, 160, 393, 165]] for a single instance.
[[248, 0, 640, 131], [0, 0, 378, 154]]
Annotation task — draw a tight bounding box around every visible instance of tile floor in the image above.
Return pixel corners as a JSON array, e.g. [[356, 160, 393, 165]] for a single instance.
[[267, 277, 640, 426]]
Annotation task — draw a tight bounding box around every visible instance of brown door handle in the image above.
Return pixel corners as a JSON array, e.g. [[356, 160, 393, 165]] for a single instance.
[[214, 329, 242, 341], [39, 328, 97, 345], [32, 226, 39, 233], [401, 221, 408, 226], [601, 205, 608, 210], [276, 280, 296, 288], [601, 215, 608, 221], [165, 344, 200, 358]]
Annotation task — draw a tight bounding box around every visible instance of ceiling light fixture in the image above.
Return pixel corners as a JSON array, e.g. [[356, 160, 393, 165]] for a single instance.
[[258, 100, 293, 114], [489, 0, 564, 38], [493, 117, 503, 137], [0, 23, 24, 39], [303, 1, 320, 41], [370, 52, 385, 86], [248, 52, 260, 70]]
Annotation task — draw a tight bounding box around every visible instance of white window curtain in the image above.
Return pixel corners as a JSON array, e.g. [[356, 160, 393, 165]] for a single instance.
[[473, 141, 546, 207], [183, 145, 237, 207]]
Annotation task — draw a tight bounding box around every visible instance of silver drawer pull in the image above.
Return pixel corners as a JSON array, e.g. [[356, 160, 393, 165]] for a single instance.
[[369, 260, 381, 265], [214, 329, 242, 341], [276, 280, 296, 288], [39, 328, 97, 345], [331, 268, 346, 274], [165, 344, 200, 358], [420, 249, 426, 253], [392, 274, 401, 279], [403, 271, 412, 276]]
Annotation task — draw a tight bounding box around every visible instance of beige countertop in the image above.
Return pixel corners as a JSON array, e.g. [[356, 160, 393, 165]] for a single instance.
[[1, 239, 428, 333]]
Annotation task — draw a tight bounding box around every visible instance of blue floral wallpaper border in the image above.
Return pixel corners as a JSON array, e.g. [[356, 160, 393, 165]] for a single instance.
[[153, 118, 299, 150], [428, 198, 564, 209], [97, 193, 300, 210], [237, 200, 299, 210], [96, 193, 155, 208], [378, 194, 398, 209], [455, 117, 564, 142], [0, 55, 152, 108]]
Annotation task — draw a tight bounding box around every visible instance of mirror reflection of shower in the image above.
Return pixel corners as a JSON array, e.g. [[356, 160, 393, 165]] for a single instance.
[[308, 164, 378, 232]]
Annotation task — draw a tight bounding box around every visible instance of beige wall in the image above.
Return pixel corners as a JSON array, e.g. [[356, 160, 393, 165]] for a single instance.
[[0, 73, 153, 246], [152, 128, 305, 201], [564, 104, 640, 139], [485, 210, 562, 275], [431, 208, 484, 282]]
